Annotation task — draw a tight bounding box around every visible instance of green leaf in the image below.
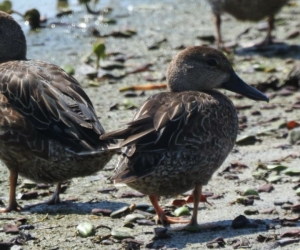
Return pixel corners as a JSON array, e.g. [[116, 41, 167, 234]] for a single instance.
[[0, 0, 12, 12], [267, 175, 281, 183], [173, 206, 190, 217], [93, 41, 106, 59], [242, 189, 259, 197], [266, 165, 288, 172]]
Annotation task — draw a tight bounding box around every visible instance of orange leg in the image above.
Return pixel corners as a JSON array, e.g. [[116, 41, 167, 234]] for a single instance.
[[0, 169, 22, 213], [170, 184, 215, 231], [149, 195, 190, 225]]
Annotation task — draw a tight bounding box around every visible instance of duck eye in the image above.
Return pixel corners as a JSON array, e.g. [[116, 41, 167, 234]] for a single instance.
[[206, 59, 218, 66]]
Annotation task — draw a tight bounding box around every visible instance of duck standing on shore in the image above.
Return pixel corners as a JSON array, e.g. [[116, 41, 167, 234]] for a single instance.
[[0, 11, 116, 212], [206, 0, 288, 47], [101, 46, 268, 229]]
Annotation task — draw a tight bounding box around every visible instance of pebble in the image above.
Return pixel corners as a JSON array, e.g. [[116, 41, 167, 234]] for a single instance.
[[3, 224, 19, 234], [232, 215, 250, 229], [76, 222, 95, 237], [124, 213, 146, 223], [111, 227, 134, 240]]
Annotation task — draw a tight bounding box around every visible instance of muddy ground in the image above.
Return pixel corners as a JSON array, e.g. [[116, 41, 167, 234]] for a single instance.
[[1, 0, 300, 249]]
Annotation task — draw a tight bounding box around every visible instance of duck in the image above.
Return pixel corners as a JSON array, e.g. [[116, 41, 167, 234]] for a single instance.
[[0, 11, 117, 212], [206, 0, 288, 47], [101, 46, 268, 230]]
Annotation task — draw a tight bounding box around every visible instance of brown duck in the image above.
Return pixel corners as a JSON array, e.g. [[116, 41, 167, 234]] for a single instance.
[[206, 0, 288, 46], [101, 46, 268, 229], [0, 11, 116, 212]]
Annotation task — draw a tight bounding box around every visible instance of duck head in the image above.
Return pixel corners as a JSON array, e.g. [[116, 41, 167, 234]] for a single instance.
[[167, 46, 268, 102]]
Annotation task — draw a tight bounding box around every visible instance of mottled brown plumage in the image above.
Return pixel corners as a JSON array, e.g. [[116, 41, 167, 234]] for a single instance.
[[0, 11, 116, 212], [206, 0, 288, 46], [102, 46, 268, 228]]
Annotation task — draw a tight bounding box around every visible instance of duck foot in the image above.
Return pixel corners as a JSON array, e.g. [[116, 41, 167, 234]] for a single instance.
[[0, 202, 22, 213], [184, 194, 212, 206], [154, 213, 190, 226]]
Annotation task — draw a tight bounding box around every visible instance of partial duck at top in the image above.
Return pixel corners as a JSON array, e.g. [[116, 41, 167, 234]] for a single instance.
[[206, 0, 289, 47]]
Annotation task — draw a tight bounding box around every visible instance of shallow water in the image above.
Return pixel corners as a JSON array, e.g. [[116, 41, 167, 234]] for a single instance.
[[1, 0, 300, 249]]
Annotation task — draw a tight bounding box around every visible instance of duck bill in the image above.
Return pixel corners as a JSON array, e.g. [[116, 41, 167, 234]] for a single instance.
[[221, 71, 269, 102]]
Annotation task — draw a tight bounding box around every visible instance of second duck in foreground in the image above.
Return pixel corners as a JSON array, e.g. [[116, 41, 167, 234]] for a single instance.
[[102, 46, 268, 230]]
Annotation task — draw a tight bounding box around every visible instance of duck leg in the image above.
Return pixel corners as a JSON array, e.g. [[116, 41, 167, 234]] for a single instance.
[[0, 169, 22, 212], [251, 15, 277, 47], [46, 183, 62, 205], [149, 195, 190, 225], [214, 14, 223, 47], [171, 184, 214, 231]]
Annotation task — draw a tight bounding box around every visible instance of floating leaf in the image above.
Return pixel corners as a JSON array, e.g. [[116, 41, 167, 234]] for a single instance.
[[76, 222, 95, 237], [173, 206, 190, 217]]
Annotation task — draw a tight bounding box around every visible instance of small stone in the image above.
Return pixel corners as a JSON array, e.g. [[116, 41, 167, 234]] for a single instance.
[[244, 209, 259, 215], [111, 227, 134, 240], [91, 208, 112, 216], [136, 219, 155, 226], [3, 224, 19, 234], [232, 215, 250, 229], [281, 202, 293, 210], [124, 213, 146, 223], [259, 208, 276, 214], [10, 246, 23, 250], [153, 227, 171, 240], [17, 191, 38, 200], [258, 183, 274, 193], [110, 206, 131, 219], [135, 204, 150, 211], [101, 240, 113, 245], [21, 180, 36, 188], [291, 203, 300, 212], [76, 222, 95, 237], [236, 196, 254, 206]]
